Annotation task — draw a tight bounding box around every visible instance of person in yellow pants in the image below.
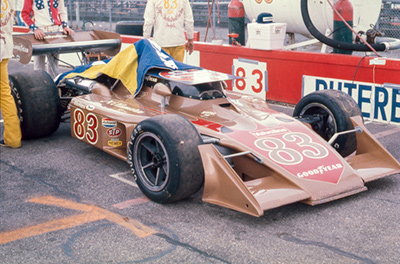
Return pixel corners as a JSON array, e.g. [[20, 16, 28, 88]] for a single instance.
[[143, 0, 194, 62], [162, 44, 191, 63], [1, 0, 22, 148]]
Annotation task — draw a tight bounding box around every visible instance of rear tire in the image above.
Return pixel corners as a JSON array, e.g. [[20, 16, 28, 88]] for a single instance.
[[9, 71, 61, 139], [115, 21, 144, 36], [127, 114, 204, 203], [293, 89, 362, 157]]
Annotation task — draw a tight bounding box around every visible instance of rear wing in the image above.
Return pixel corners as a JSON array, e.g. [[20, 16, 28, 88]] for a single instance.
[[13, 30, 121, 64]]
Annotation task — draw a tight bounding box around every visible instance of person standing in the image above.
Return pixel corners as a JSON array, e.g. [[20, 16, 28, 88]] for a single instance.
[[21, 0, 74, 77], [1, 0, 22, 148], [143, 0, 194, 62]]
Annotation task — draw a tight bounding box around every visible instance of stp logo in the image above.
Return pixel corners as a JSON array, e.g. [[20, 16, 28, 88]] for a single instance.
[[106, 128, 122, 137]]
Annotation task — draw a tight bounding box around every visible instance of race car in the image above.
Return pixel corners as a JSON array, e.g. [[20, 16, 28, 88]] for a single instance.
[[9, 38, 400, 217]]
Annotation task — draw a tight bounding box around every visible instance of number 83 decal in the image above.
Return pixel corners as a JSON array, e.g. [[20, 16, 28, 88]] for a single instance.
[[254, 132, 329, 165], [73, 109, 99, 145]]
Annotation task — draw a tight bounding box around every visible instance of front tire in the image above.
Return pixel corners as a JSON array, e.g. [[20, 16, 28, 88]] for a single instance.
[[127, 114, 204, 203], [293, 90, 362, 157], [9, 71, 61, 139]]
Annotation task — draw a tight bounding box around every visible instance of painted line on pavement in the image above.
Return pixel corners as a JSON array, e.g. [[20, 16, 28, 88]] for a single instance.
[[374, 127, 400, 139], [113, 196, 150, 209], [0, 196, 156, 245], [109, 171, 138, 188]]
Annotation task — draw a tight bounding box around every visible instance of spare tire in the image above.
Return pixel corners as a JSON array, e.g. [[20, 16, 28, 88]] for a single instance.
[[115, 21, 144, 36]]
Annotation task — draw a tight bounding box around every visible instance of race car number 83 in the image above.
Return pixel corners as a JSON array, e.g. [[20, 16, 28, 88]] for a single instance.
[[254, 132, 329, 165], [73, 109, 99, 145]]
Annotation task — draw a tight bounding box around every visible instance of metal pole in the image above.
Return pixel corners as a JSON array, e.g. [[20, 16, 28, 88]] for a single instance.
[[76, 2, 80, 29], [109, 0, 112, 31], [68, 0, 72, 27]]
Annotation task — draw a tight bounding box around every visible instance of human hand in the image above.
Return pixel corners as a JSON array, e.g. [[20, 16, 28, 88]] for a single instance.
[[185, 39, 194, 55], [33, 28, 46, 40], [63, 27, 75, 36]]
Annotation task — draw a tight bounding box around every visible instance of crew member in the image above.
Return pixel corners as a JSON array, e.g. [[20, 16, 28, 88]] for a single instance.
[[1, 0, 22, 148], [143, 0, 194, 62]]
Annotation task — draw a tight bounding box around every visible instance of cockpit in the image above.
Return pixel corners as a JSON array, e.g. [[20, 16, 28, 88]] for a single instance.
[[169, 81, 227, 100]]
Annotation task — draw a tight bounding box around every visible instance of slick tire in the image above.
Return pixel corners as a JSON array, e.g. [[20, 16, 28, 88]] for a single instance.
[[293, 89, 362, 157], [115, 21, 144, 36], [127, 114, 204, 203], [9, 71, 61, 139]]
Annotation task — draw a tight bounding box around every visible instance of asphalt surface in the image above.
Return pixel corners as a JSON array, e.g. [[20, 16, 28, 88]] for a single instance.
[[1, 59, 400, 264]]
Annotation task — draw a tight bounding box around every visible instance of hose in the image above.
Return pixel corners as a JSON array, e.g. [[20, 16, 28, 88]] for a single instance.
[[300, 0, 387, 52], [376, 37, 400, 51]]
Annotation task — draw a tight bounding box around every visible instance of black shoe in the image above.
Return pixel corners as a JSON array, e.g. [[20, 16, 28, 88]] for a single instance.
[[0, 140, 7, 147]]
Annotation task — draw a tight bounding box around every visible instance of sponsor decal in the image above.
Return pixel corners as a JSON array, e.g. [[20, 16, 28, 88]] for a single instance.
[[13, 44, 29, 53], [108, 138, 123, 147], [106, 127, 122, 137], [102, 118, 117, 128], [86, 105, 95, 111], [159, 69, 233, 84], [250, 127, 290, 138], [303, 75, 400, 125], [200, 110, 217, 118], [144, 75, 158, 82], [44, 34, 68, 40], [297, 163, 343, 179], [71, 100, 87, 109], [103, 100, 144, 114]]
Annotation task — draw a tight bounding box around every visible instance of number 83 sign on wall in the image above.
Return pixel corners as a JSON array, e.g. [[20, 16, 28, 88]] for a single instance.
[[233, 58, 268, 100]]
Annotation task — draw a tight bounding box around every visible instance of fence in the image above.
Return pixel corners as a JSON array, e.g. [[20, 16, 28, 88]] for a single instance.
[[67, 0, 400, 40], [67, 0, 230, 30], [378, 0, 400, 39]]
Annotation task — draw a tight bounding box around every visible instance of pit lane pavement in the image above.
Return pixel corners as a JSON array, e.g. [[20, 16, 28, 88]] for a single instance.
[[1, 59, 399, 264]]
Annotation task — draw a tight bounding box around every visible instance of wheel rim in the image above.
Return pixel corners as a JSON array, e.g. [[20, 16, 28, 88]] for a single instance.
[[133, 132, 169, 192], [299, 103, 337, 141]]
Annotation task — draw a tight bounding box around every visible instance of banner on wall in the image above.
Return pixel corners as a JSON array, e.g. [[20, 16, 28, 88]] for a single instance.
[[302, 75, 400, 125]]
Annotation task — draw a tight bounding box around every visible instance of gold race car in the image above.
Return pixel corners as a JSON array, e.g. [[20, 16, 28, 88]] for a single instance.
[[10, 36, 400, 217]]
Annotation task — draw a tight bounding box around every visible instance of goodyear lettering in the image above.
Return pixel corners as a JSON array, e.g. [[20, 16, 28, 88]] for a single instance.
[[304, 75, 400, 124], [13, 44, 29, 53], [297, 163, 343, 178]]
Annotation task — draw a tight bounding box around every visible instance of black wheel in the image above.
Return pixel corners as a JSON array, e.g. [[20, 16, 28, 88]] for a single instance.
[[9, 71, 61, 139], [127, 114, 204, 203], [115, 21, 144, 36], [293, 89, 362, 157]]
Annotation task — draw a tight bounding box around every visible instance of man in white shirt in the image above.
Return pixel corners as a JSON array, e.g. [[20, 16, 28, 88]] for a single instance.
[[1, 0, 22, 148], [143, 0, 194, 62]]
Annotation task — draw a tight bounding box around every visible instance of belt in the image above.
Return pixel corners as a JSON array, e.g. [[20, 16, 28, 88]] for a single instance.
[[41, 25, 62, 33]]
